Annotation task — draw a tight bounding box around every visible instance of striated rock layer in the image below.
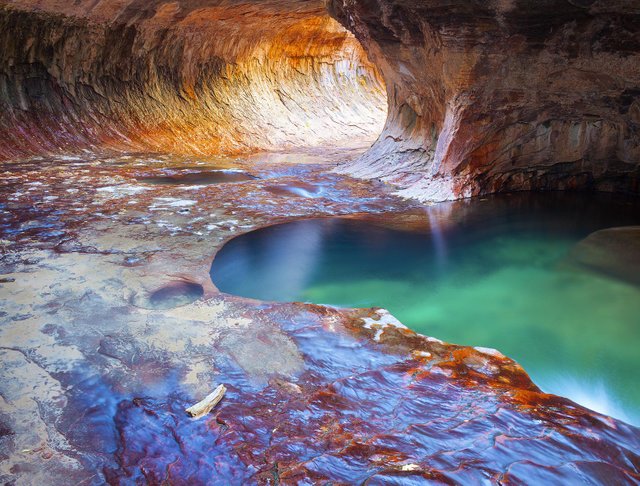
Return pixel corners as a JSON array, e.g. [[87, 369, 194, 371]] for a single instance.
[[2, 1, 639, 201], [330, 0, 640, 200], [0, 0, 386, 159]]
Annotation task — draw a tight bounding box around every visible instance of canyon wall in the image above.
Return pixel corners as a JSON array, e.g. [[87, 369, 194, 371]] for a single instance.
[[0, 0, 386, 160], [1, 0, 639, 201], [330, 0, 640, 200]]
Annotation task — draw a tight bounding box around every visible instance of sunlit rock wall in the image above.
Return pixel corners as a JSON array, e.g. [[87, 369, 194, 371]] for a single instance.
[[3, 0, 639, 201], [0, 0, 386, 160], [329, 0, 640, 200]]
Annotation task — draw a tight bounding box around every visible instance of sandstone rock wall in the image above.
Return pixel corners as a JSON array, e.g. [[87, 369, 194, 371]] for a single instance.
[[329, 0, 640, 200], [1, 0, 639, 201], [0, 0, 386, 160]]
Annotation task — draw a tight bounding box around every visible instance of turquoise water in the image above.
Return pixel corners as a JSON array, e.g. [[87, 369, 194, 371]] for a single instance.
[[211, 193, 640, 424]]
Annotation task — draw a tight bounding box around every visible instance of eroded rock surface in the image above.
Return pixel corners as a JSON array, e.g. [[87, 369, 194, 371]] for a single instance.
[[565, 226, 640, 285], [0, 153, 639, 484], [2, 1, 638, 201]]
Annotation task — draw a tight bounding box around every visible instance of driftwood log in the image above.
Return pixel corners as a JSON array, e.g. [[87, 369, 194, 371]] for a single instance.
[[186, 384, 227, 419]]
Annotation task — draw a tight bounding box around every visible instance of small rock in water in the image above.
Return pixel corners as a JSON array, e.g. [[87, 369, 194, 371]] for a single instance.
[[563, 226, 640, 285]]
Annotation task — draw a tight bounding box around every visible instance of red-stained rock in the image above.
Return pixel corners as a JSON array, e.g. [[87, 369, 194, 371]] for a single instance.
[[105, 305, 640, 484]]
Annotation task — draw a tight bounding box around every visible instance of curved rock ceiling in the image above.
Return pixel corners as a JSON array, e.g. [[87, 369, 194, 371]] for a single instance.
[[0, 0, 386, 159]]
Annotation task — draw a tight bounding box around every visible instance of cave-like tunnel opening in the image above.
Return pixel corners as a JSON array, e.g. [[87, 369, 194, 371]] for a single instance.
[[0, 1, 388, 160], [2, 1, 638, 202]]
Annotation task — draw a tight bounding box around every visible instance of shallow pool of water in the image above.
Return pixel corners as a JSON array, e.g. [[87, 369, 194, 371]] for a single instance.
[[210, 193, 640, 424]]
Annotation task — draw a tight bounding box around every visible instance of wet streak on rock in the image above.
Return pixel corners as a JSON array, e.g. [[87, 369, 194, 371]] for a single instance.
[[137, 170, 256, 186]]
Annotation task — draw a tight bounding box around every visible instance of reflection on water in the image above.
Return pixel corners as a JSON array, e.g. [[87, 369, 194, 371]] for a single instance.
[[224, 219, 326, 300], [211, 193, 640, 424], [138, 170, 255, 185], [265, 183, 325, 199], [426, 204, 449, 273]]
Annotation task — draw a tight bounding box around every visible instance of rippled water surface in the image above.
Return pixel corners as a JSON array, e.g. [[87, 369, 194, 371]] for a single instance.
[[211, 193, 640, 424]]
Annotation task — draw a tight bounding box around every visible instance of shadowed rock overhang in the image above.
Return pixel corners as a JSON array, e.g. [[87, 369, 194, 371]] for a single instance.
[[329, 0, 640, 200]]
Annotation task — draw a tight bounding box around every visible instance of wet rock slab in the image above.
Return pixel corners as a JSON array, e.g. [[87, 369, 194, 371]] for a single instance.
[[0, 153, 639, 484], [106, 305, 640, 484]]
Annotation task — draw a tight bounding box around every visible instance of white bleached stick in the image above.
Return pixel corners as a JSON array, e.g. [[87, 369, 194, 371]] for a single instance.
[[186, 384, 227, 418]]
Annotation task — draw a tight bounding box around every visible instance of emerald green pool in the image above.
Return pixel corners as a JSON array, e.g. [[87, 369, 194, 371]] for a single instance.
[[211, 193, 640, 424]]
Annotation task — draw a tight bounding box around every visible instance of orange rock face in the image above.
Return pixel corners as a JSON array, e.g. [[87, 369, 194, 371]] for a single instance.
[[0, 0, 386, 159]]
